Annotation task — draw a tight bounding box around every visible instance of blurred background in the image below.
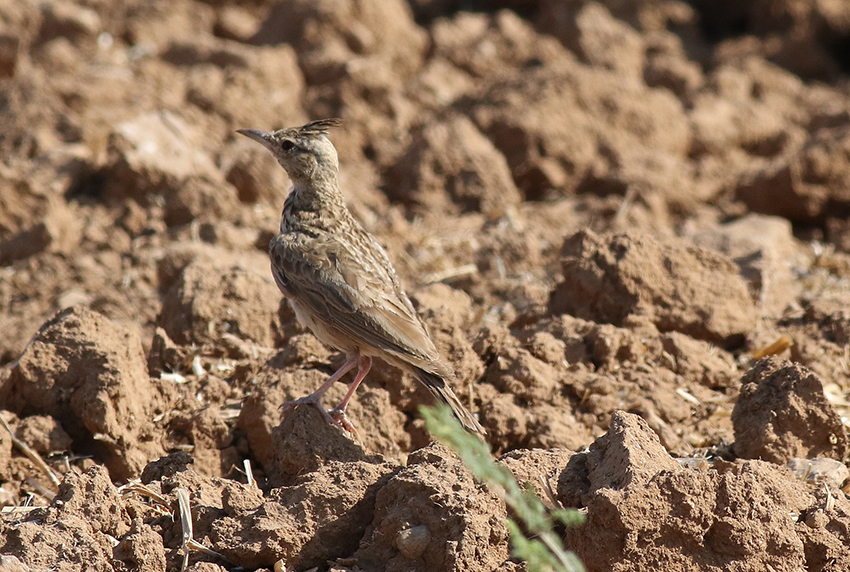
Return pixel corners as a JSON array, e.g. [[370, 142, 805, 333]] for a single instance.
[[3, 0, 850, 365]]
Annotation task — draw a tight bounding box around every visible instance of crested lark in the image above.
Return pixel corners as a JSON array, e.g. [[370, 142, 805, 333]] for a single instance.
[[237, 119, 484, 434]]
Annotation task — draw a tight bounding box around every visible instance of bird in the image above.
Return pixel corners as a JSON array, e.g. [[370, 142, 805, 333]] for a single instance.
[[236, 119, 484, 435]]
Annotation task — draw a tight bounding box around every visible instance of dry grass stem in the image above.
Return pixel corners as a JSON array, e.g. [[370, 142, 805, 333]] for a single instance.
[[0, 413, 61, 488]]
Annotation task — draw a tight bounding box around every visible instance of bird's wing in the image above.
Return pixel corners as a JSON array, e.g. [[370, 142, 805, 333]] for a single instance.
[[269, 231, 445, 369]]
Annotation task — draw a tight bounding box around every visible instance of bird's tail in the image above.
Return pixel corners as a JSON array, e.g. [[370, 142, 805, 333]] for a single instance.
[[416, 368, 486, 434]]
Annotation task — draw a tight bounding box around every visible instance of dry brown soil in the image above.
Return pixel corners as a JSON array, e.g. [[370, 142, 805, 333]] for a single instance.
[[2, 0, 850, 571]]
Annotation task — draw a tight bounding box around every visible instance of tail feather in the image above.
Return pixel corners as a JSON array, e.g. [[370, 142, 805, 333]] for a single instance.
[[416, 368, 486, 434]]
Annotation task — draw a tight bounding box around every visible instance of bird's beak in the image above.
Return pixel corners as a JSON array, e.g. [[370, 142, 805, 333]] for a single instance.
[[236, 128, 274, 150]]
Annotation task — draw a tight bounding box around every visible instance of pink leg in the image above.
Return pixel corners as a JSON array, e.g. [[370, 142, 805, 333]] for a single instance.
[[305, 355, 360, 401], [329, 356, 372, 434], [281, 355, 360, 426]]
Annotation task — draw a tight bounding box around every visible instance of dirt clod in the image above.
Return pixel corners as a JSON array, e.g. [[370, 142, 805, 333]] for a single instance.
[[1, 307, 164, 480], [550, 230, 756, 344], [568, 460, 816, 572], [270, 401, 371, 486], [158, 260, 281, 348], [15, 415, 72, 455], [210, 459, 394, 570], [733, 357, 848, 464], [354, 443, 510, 572], [114, 518, 167, 572], [558, 410, 681, 507], [386, 113, 521, 218]]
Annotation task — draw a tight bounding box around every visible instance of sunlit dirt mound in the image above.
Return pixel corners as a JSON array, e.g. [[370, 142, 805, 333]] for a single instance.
[[2, 0, 850, 570]]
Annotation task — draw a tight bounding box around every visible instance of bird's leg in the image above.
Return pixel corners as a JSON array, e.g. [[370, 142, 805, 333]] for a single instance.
[[281, 355, 359, 426], [328, 356, 372, 435]]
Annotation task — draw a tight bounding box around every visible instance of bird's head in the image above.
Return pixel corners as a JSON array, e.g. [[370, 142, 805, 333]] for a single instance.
[[237, 118, 342, 182]]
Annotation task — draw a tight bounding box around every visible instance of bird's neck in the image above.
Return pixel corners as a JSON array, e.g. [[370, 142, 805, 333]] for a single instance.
[[281, 175, 349, 232]]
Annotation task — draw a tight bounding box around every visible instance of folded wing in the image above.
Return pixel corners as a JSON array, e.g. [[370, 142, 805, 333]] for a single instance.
[[269, 232, 450, 377]]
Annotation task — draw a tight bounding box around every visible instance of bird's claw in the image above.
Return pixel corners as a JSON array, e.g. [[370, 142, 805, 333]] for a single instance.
[[281, 395, 358, 437], [328, 406, 358, 437], [281, 394, 336, 425]]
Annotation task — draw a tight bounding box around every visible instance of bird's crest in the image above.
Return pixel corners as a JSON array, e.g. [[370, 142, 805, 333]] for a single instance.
[[299, 118, 343, 136]]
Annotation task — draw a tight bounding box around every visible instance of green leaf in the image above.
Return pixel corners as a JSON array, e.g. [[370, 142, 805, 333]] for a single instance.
[[421, 403, 585, 572]]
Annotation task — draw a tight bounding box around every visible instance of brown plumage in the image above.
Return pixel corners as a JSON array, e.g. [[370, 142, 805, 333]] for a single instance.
[[236, 119, 484, 434]]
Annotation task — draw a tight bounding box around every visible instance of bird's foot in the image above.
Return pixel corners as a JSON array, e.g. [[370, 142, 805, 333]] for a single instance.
[[281, 394, 357, 436], [328, 406, 358, 437], [281, 394, 337, 426]]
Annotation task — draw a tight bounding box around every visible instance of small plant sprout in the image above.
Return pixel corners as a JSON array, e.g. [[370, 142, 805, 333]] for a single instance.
[[421, 403, 585, 572]]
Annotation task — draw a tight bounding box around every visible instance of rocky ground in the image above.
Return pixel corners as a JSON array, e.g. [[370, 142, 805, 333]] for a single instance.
[[2, 0, 850, 570]]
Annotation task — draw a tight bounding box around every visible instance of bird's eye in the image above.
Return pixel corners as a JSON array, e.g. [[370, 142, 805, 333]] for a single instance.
[[281, 140, 296, 151]]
